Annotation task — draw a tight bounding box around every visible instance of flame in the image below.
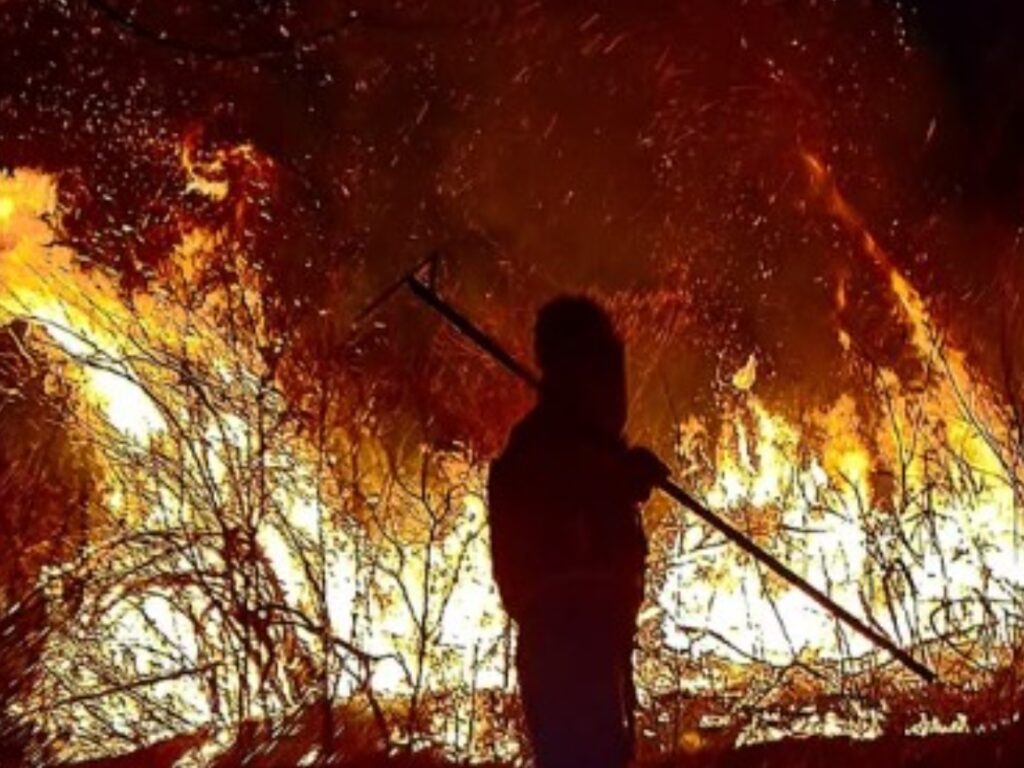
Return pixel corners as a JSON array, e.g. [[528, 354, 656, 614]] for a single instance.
[[182, 134, 231, 201], [2, 149, 1023, 762], [731, 353, 758, 391], [0, 170, 164, 438], [664, 375, 1019, 670], [655, 155, 1022, 703], [2, 162, 510, 761], [802, 149, 940, 359]]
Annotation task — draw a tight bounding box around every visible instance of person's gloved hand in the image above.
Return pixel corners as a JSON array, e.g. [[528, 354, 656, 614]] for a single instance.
[[624, 446, 671, 502]]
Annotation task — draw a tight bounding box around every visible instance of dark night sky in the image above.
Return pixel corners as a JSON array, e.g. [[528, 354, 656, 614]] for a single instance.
[[901, 0, 1024, 219]]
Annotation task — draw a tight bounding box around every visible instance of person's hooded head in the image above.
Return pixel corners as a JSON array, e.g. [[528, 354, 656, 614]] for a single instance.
[[534, 296, 626, 437]]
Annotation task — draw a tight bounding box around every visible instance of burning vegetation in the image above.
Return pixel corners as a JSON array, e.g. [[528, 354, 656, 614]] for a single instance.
[[1, 1, 1023, 766]]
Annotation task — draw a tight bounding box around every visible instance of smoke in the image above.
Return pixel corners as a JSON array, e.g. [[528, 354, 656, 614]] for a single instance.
[[0, 0, 1018, 454]]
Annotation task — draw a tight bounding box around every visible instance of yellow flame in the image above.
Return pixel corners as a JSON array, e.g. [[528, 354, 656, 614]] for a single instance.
[[0, 170, 164, 438], [802, 150, 941, 359], [731, 353, 758, 391]]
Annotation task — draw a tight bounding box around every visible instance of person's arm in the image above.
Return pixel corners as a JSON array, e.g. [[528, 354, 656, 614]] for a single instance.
[[622, 445, 670, 503]]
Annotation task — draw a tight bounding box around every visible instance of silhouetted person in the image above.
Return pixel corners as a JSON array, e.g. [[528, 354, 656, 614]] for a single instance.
[[488, 296, 667, 768]]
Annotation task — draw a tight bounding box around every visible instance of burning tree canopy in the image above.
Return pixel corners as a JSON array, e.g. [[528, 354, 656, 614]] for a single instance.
[[0, 0, 1023, 765]]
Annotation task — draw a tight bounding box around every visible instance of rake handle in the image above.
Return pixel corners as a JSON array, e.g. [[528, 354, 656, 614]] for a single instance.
[[405, 274, 937, 683]]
